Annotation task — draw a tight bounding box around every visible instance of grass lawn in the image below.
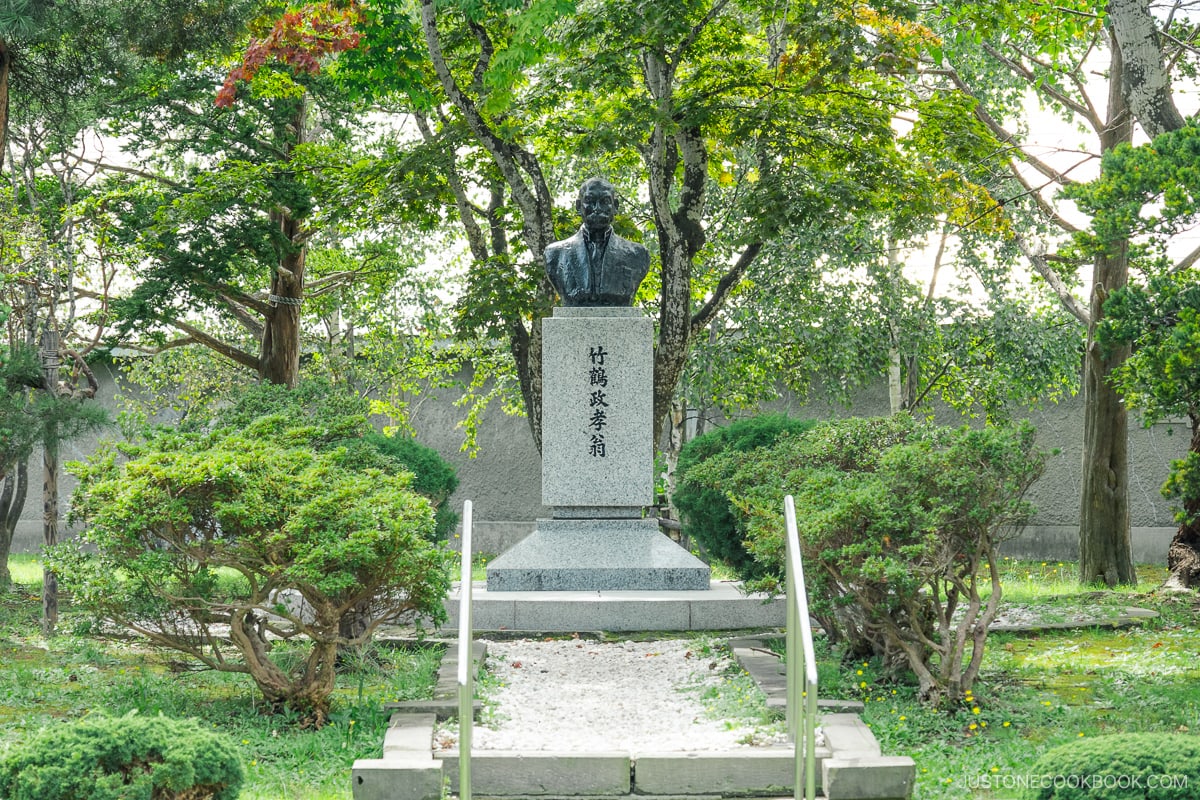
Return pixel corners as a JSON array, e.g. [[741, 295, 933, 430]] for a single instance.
[[0, 555, 443, 800]]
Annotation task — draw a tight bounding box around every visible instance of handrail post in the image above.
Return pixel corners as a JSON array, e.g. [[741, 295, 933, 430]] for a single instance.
[[457, 501, 474, 800], [784, 495, 819, 800]]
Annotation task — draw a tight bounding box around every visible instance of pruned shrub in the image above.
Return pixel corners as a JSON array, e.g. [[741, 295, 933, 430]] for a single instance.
[[1026, 733, 1200, 799], [49, 382, 452, 726], [682, 415, 1045, 705], [673, 414, 816, 579], [364, 431, 459, 541], [0, 712, 243, 800]]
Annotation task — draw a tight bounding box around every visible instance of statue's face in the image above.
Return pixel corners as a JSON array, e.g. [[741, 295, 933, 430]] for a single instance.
[[578, 184, 617, 231]]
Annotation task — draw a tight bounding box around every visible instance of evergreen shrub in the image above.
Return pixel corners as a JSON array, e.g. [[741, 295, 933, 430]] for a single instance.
[[682, 414, 1045, 704], [364, 432, 459, 541], [673, 414, 815, 579], [51, 380, 451, 725], [0, 713, 243, 800], [1026, 733, 1200, 799]]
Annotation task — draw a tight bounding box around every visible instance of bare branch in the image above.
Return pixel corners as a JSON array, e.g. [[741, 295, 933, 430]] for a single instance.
[[1014, 235, 1090, 324], [984, 42, 1100, 127], [67, 156, 188, 191], [1005, 161, 1086, 233], [690, 243, 763, 336], [1171, 241, 1200, 274]]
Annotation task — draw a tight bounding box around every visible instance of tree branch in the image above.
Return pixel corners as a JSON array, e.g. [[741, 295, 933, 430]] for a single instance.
[[939, 67, 1085, 187], [1171, 241, 1200, 274], [68, 156, 188, 191], [690, 242, 763, 336], [1014, 234, 1091, 324], [1005, 161, 1085, 233], [984, 42, 1099, 127], [672, 0, 732, 65], [167, 319, 259, 371]]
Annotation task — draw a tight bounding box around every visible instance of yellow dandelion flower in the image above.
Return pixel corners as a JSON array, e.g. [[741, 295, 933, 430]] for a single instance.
[[972, 707, 981, 714], [1003, 721, 1011, 727], [969, 723, 978, 731]]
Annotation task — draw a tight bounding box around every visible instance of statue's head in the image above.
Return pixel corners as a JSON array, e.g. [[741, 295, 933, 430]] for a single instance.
[[576, 178, 618, 233]]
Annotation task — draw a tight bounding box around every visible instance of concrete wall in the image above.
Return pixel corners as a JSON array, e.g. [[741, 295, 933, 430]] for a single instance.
[[10, 364, 1189, 564]]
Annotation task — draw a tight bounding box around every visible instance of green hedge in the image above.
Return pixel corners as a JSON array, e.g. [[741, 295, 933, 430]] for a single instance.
[[1027, 733, 1200, 799], [0, 713, 244, 800], [673, 414, 815, 579]]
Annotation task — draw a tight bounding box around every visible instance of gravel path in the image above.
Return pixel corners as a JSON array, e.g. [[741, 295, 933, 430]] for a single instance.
[[435, 638, 786, 753]]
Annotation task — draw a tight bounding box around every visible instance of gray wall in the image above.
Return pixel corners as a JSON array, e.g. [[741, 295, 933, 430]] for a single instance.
[[10, 364, 1189, 564]]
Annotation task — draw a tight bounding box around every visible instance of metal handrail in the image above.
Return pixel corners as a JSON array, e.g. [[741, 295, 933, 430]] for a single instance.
[[784, 494, 819, 800], [457, 500, 474, 800]]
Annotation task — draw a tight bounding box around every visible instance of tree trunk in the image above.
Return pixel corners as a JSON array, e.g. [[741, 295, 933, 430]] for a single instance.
[[1166, 416, 1200, 588], [1106, 0, 1186, 138], [258, 101, 308, 388], [260, 217, 305, 387], [1105, 0, 1194, 587], [41, 328, 60, 636], [42, 440, 59, 635], [0, 38, 10, 175], [1078, 245, 1135, 586], [0, 463, 30, 590]]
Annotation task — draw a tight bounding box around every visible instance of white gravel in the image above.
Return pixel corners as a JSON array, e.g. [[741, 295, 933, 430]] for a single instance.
[[435, 638, 786, 753]]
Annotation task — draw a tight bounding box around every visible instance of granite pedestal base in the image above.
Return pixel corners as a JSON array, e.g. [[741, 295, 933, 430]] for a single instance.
[[485, 519, 710, 592]]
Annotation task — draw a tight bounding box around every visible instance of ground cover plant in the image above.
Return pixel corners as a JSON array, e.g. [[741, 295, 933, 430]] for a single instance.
[[47, 381, 453, 725], [0, 574, 441, 800]]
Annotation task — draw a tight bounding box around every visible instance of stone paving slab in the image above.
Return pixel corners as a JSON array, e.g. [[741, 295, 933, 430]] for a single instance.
[[633, 749, 827, 796], [438, 751, 632, 796], [351, 757, 442, 800], [824, 756, 917, 800]]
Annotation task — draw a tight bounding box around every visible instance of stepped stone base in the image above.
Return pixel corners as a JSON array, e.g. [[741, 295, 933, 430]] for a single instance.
[[485, 518, 710, 592]]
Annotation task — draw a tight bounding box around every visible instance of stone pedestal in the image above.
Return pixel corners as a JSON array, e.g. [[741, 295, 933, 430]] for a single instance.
[[540, 307, 654, 513], [485, 519, 709, 591], [486, 307, 710, 592]]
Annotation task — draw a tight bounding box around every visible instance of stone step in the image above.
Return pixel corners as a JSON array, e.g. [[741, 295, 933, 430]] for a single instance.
[[444, 581, 786, 632]]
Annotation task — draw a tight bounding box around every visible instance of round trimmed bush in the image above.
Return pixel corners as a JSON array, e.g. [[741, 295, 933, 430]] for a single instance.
[[365, 431, 460, 541], [0, 713, 244, 800], [673, 414, 815, 579], [1026, 733, 1200, 799]]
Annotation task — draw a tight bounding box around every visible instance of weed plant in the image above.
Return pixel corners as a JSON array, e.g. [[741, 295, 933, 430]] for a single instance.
[[0, 577, 442, 800]]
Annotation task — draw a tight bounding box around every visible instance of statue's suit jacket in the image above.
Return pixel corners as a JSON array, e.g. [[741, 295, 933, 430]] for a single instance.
[[545, 227, 650, 307]]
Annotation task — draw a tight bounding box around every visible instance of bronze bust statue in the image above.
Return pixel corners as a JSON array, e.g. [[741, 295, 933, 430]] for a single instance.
[[545, 178, 650, 307]]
